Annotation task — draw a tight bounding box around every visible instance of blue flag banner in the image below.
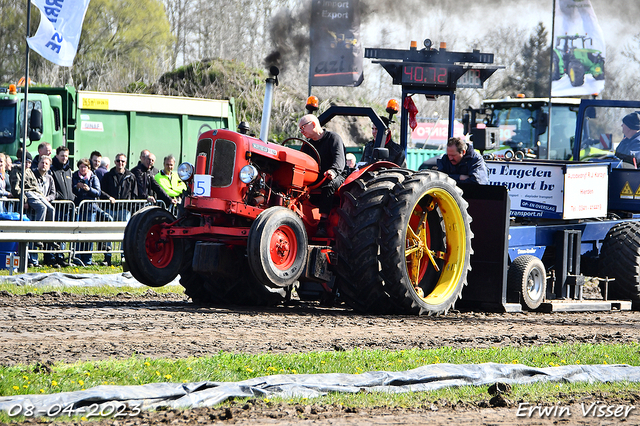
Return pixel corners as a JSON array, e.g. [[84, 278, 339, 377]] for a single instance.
[[552, 0, 606, 96], [27, 0, 92, 67], [309, 0, 364, 87]]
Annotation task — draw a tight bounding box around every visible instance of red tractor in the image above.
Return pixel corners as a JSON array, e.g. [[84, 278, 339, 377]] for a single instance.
[[123, 68, 473, 315]]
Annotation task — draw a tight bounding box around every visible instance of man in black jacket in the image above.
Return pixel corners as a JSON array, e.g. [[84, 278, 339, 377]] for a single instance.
[[437, 137, 489, 185], [615, 112, 640, 166], [47, 146, 77, 267], [298, 114, 347, 236], [30, 142, 52, 174], [131, 150, 173, 207], [50, 147, 74, 203], [101, 153, 139, 266], [101, 153, 139, 214]]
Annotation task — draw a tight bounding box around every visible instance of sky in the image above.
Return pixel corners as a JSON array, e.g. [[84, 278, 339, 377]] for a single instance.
[[346, 0, 639, 101], [359, 0, 637, 50]]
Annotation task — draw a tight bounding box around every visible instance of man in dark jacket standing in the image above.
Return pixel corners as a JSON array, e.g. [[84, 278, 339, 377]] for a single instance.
[[101, 153, 138, 265], [30, 142, 52, 174], [47, 146, 75, 266], [437, 137, 489, 185], [131, 149, 173, 207], [50, 146, 75, 203], [101, 153, 138, 216]]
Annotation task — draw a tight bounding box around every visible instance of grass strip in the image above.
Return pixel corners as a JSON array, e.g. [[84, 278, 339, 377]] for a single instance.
[[0, 282, 184, 296], [0, 255, 124, 276], [1, 344, 639, 397]]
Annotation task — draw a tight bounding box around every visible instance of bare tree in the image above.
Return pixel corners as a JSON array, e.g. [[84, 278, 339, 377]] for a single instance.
[[163, 0, 194, 68]]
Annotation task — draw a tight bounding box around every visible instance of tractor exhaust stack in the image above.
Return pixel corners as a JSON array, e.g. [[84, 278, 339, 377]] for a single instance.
[[259, 66, 279, 143]]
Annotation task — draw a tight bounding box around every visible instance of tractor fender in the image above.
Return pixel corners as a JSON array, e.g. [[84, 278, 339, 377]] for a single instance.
[[338, 161, 400, 194]]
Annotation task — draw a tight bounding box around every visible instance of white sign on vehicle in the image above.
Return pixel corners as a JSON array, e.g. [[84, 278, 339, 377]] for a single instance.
[[80, 121, 104, 132], [563, 165, 608, 219], [193, 175, 211, 197], [487, 162, 564, 219], [486, 161, 609, 220]]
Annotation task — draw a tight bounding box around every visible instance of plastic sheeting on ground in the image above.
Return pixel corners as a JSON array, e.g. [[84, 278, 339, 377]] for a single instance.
[[0, 272, 181, 288], [1, 363, 640, 416]]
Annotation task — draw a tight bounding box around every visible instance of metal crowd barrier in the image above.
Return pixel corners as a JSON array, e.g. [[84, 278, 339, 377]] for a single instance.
[[0, 198, 21, 215], [155, 200, 180, 218], [0, 198, 176, 272]]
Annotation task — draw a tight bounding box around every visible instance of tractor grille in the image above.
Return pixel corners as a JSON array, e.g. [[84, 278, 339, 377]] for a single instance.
[[196, 138, 212, 169], [211, 139, 236, 187]]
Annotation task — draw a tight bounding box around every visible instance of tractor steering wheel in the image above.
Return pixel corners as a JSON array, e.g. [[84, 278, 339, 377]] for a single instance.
[[282, 137, 321, 170]]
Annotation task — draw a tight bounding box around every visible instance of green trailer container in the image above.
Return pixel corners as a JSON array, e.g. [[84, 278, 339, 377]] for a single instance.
[[405, 148, 443, 171], [0, 85, 236, 166]]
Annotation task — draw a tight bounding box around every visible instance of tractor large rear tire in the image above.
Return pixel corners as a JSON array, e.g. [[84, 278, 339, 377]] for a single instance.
[[379, 171, 473, 315], [193, 244, 289, 307], [123, 206, 183, 287], [598, 222, 640, 301], [334, 168, 413, 314], [180, 269, 211, 304]]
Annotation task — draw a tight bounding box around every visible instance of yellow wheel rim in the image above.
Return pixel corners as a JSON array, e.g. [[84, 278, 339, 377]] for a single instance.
[[404, 187, 466, 305]]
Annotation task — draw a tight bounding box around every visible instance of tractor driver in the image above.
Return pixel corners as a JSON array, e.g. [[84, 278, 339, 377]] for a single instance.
[[437, 137, 489, 185], [298, 114, 347, 236], [615, 112, 640, 167]]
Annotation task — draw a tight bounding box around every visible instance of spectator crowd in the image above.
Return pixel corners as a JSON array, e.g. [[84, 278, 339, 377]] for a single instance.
[[0, 144, 186, 268]]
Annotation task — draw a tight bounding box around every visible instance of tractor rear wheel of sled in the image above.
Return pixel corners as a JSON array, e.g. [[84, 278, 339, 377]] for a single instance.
[[380, 171, 473, 315], [248, 207, 308, 288], [508, 255, 546, 310], [123, 206, 183, 287]]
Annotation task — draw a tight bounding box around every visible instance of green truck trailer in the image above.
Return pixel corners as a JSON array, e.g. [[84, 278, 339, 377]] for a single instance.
[[0, 84, 236, 166]]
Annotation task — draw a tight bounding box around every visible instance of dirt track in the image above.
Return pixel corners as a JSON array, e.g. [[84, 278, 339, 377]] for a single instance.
[[1, 290, 640, 425]]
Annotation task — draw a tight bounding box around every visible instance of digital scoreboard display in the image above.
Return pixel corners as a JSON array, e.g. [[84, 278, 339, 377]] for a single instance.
[[401, 65, 449, 86], [457, 69, 483, 89]]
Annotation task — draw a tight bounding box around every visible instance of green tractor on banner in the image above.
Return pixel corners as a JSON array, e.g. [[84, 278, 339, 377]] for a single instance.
[[552, 34, 605, 87]]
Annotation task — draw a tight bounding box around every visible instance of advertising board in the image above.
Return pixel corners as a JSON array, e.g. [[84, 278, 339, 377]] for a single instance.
[[486, 161, 608, 220]]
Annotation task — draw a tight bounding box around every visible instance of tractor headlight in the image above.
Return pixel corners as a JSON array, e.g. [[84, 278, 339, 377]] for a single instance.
[[178, 162, 194, 181], [239, 165, 259, 184]]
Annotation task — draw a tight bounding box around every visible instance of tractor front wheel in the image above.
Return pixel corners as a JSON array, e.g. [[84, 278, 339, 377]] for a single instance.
[[248, 207, 308, 288], [379, 171, 473, 315], [123, 206, 183, 287]]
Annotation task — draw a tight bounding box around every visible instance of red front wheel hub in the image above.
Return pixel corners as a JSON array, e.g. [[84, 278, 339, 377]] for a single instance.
[[145, 224, 174, 268], [270, 225, 297, 270]]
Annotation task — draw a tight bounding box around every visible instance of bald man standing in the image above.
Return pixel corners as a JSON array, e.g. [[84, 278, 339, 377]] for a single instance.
[[298, 114, 347, 236]]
